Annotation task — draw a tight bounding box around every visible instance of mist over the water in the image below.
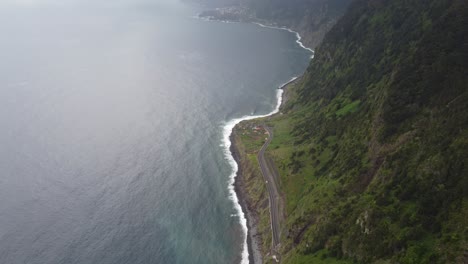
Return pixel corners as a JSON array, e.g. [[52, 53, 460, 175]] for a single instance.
[[0, 1, 310, 263], [1, 0, 175, 7]]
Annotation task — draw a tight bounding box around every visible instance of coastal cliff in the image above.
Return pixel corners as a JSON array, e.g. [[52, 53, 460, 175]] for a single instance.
[[231, 130, 269, 264], [198, 0, 352, 49], [234, 0, 468, 263], [242, 0, 353, 49]]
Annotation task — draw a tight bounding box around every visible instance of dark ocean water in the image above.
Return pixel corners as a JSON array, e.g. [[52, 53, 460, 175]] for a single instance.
[[0, 1, 310, 263]]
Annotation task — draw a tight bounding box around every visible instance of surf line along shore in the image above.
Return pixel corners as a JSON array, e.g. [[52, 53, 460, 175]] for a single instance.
[[228, 75, 298, 264], [221, 23, 314, 264], [222, 76, 294, 264]]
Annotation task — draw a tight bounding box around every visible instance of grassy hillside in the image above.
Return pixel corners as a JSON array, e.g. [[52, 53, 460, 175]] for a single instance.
[[237, 0, 468, 263]]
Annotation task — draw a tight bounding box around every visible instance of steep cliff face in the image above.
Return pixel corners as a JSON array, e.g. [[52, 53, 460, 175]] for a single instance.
[[261, 0, 468, 263]]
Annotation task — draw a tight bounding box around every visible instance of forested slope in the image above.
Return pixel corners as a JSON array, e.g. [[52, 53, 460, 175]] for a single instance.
[[264, 0, 468, 262]]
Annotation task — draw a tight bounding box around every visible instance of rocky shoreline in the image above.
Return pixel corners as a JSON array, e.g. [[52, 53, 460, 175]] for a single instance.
[[230, 135, 263, 264], [229, 77, 301, 263], [198, 5, 337, 49]]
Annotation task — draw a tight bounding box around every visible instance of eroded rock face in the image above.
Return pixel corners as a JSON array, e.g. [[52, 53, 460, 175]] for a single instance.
[[356, 210, 370, 235]]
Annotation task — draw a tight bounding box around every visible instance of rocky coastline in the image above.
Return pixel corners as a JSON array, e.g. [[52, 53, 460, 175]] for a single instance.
[[230, 135, 264, 264], [230, 77, 300, 263]]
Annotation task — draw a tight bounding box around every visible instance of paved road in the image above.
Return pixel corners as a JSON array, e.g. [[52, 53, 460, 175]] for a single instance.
[[257, 126, 281, 260]]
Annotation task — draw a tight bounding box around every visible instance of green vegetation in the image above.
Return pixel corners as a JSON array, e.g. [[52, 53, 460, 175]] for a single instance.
[[236, 0, 468, 263], [335, 100, 360, 117], [232, 122, 273, 257]]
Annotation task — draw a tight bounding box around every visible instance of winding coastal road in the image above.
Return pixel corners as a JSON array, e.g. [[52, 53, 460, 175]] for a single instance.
[[257, 126, 282, 261]]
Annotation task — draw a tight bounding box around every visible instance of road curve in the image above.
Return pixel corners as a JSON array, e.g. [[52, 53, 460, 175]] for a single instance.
[[257, 126, 281, 260]]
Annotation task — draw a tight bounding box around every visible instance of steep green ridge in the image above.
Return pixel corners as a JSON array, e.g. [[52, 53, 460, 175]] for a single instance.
[[238, 0, 468, 263]]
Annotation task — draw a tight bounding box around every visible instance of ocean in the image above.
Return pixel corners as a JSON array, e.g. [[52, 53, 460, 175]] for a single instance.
[[0, 1, 311, 263]]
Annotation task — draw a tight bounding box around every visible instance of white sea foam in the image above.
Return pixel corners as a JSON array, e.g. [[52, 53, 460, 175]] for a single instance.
[[222, 75, 298, 264], [194, 15, 315, 58], [253, 22, 315, 58], [220, 18, 311, 264], [279, 76, 299, 90]]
